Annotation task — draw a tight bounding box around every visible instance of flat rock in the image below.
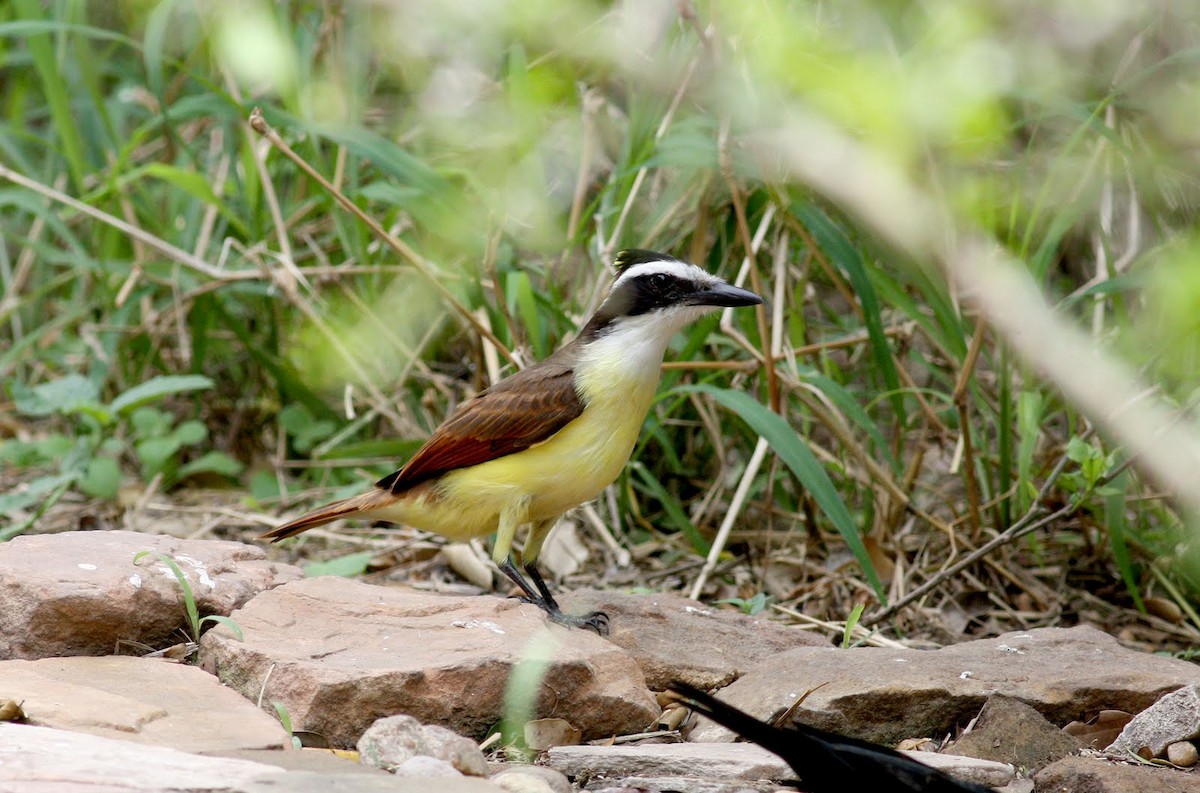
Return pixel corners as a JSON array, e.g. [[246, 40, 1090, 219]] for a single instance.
[[0, 655, 288, 752], [688, 626, 1200, 745], [584, 777, 782, 792], [951, 694, 1085, 771], [546, 742, 791, 781], [546, 742, 1013, 789], [1034, 755, 1200, 792], [0, 723, 508, 793], [215, 748, 390, 775], [200, 577, 658, 747], [1106, 683, 1200, 758], [0, 530, 300, 659], [559, 590, 827, 689]]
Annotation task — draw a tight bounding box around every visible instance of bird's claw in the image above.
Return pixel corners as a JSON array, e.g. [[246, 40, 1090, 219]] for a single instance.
[[548, 608, 610, 636]]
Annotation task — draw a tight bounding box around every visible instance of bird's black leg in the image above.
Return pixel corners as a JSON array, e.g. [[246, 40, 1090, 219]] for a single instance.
[[523, 559, 609, 636], [496, 556, 609, 635]]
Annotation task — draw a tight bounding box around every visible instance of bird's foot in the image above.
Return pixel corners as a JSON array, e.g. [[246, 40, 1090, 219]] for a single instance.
[[514, 596, 609, 636], [547, 608, 610, 636]]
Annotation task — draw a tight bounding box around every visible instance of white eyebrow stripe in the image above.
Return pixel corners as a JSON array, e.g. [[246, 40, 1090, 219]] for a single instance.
[[613, 259, 712, 287]]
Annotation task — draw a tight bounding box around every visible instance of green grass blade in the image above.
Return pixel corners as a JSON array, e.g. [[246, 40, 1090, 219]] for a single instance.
[[11, 0, 88, 192], [1104, 470, 1143, 612], [794, 202, 906, 430], [629, 461, 709, 555]]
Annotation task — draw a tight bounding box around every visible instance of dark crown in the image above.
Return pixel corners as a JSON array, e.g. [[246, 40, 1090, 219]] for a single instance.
[[613, 249, 685, 274]]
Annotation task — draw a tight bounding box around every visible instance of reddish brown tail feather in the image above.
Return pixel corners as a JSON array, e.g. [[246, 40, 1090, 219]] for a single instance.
[[260, 488, 395, 542]]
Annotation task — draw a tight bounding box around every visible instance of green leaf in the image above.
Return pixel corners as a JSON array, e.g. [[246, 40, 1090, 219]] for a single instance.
[[629, 461, 709, 555], [178, 452, 244, 480], [0, 471, 78, 516], [130, 407, 173, 438], [303, 551, 376, 578], [79, 457, 122, 500], [842, 603, 866, 648], [172, 420, 208, 446], [680, 384, 885, 601], [11, 375, 100, 417], [110, 375, 214, 415], [136, 436, 182, 477], [0, 435, 73, 466], [279, 403, 336, 454], [199, 614, 244, 640], [794, 203, 906, 429], [247, 470, 283, 502]]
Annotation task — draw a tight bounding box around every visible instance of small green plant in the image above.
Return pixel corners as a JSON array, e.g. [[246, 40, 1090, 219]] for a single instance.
[[1060, 436, 1119, 507], [271, 701, 303, 749], [132, 551, 243, 657], [1, 375, 243, 538], [841, 603, 866, 649], [716, 592, 772, 616]]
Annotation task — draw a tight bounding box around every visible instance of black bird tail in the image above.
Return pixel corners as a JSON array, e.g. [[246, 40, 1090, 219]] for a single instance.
[[667, 682, 994, 793]]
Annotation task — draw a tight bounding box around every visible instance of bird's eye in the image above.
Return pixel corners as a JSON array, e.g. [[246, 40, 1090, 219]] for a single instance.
[[646, 273, 670, 290]]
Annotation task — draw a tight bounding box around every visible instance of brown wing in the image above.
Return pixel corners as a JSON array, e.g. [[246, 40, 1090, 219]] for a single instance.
[[377, 357, 584, 493]]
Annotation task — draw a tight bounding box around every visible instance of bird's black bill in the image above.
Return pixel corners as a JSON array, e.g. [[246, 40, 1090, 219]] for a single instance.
[[687, 282, 763, 308]]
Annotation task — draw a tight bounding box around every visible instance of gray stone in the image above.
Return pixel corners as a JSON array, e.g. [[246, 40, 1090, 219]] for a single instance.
[[0, 655, 287, 752], [0, 722, 509, 793], [1106, 683, 1200, 759], [688, 626, 1200, 746], [0, 530, 300, 660], [358, 713, 488, 776], [491, 765, 571, 793], [545, 742, 1013, 788], [950, 694, 1085, 771], [560, 589, 826, 690], [201, 577, 658, 747], [0, 722, 286, 792], [1035, 755, 1200, 792], [546, 742, 790, 782]]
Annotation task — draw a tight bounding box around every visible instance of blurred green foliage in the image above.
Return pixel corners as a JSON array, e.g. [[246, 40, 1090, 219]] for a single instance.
[[3, 0, 1200, 629]]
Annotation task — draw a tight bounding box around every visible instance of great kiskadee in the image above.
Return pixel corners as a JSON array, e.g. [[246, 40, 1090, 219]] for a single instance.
[[262, 249, 762, 633], [667, 682, 992, 793]]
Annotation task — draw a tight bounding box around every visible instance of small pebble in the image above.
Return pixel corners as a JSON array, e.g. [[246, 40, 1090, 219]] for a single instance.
[[1167, 740, 1198, 767]]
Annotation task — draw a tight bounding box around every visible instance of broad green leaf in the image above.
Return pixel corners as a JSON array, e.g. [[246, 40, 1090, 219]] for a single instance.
[[136, 436, 182, 477], [279, 403, 336, 454], [130, 407, 173, 438], [0, 471, 78, 515], [172, 420, 208, 446], [111, 375, 214, 415], [179, 452, 244, 479], [304, 551, 376, 578], [247, 470, 284, 502], [80, 457, 122, 500], [11, 375, 100, 417], [681, 384, 885, 601]]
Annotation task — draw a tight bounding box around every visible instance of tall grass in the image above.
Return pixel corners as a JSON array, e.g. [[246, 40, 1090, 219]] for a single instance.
[[3, 0, 1200, 644]]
